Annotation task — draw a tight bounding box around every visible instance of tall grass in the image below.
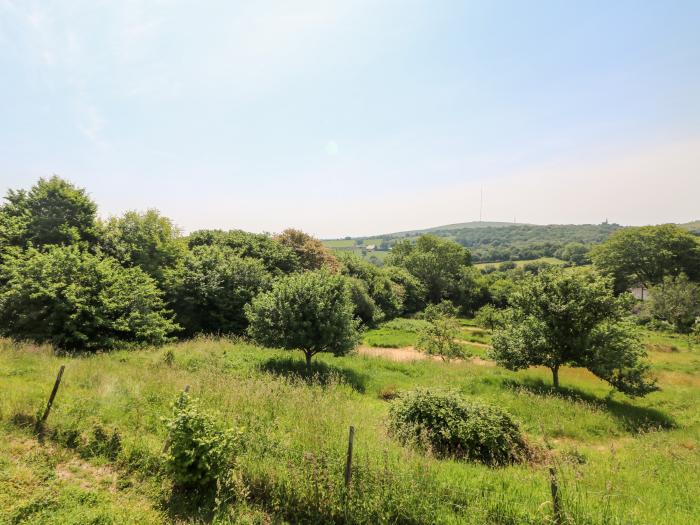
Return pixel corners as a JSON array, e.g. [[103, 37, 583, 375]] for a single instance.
[[0, 329, 698, 524]]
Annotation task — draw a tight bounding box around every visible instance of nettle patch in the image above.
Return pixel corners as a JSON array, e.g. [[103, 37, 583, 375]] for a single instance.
[[388, 389, 529, 466]]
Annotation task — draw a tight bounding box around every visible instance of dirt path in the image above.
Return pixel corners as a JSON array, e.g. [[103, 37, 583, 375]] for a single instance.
[[357, 345, 496, 366], [457, 339, 491, 349]]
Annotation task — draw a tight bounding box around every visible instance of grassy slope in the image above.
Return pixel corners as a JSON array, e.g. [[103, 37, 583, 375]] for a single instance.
[[0, 330, 698, 524]]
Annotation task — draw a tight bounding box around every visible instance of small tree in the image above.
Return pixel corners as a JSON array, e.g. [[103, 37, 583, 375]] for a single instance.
[[474, 304, 504, 331], [245, 271, 359, 369], [416, 303, 466, 361], [491, 268, 657, 396], [647, 274, 700, 334]]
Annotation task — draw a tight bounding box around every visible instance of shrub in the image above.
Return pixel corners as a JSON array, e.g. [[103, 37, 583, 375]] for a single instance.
[[0, 245, 177, 351], [164, 244, 272, 336], [388, 389, 528, 466], [164, 393, 242, 491]]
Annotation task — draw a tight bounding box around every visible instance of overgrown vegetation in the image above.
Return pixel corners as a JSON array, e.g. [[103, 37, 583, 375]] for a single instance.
[[388, 389, 529, 466], [2, 329, 697, 523]]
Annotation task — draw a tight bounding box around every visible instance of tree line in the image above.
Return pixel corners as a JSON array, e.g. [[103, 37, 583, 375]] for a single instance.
[[0, 177, 488, 353], [1, 176, 698, 394]]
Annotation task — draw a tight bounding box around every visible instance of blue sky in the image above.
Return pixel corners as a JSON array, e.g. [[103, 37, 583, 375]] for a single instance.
[[1, 1, 699, 237]]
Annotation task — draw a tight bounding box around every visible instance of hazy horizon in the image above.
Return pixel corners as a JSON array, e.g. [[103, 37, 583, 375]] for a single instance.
[[2, 1, 699, 237]]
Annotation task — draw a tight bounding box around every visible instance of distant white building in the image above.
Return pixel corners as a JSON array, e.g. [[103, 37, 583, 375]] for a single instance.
[[365, 244, 376, 251]]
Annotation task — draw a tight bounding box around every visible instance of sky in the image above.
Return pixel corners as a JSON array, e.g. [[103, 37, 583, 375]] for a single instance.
[[1, 0, 699, 238]]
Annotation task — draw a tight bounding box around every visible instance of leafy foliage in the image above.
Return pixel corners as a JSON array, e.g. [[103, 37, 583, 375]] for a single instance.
[[339, 252, 402, 322], [345, 277, 382, 325], [0, 246, 177, 351], [388, 389, 528, 466], [164, 244, 272, 336], [474, 304, 505, 330], [491, 268, 657, 396], [246, 270, 360, 367], [416, 304, 466, 361], [591, 224, 700, 291], [0, 176, 99, 251], [385, 265, 426, 314], [188, 229, 299, 275], [388, 235, 471, 304], [101, 209, 186, 282], [164, 392, 242, 491], [647, 274, 700, 333], [275, 228, 339, 272]]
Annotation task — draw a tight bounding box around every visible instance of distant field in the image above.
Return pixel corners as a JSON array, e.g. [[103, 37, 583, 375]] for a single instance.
[[474, 257, 567, 269], [324, 241, 391, 264]]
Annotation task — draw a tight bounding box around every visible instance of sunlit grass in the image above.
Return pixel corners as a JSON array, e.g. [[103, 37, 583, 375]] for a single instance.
[[0, 327, 698, 523]]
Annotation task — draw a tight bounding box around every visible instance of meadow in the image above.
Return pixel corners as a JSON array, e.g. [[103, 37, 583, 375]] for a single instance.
[[1, 325, 698, 524]]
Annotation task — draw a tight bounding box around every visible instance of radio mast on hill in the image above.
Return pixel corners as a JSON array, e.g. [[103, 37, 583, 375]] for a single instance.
[[479, 187, 483, 223]]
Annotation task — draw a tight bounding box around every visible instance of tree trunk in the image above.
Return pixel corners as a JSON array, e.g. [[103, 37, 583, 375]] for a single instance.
[[551, 366, 560, 389], [305, 352, 313, 371]]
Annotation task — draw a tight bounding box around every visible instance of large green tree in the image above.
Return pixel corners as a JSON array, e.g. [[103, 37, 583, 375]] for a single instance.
[[245, 270, 359, 368], [385, 266, 426, 314], [188, 229, 299, 275], [164, 245, 272, 336], [388, 235, 472, 305], [491, 268, 657, 396], [101, 209, 186, 282], [591, 224, 700, 292], [0, 176, 99, 250], [338, 252, 402, 323], [0, 246, 176, 351]]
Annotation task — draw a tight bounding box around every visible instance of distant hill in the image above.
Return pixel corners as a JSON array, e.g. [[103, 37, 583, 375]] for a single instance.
[[325, 220, 699, 266], [394, 221, 520, 236], [680, 220, 700, 234]]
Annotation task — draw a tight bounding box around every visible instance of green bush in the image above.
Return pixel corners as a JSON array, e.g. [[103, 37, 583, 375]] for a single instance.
[[164, 244, 272, 336], [164, 393, 242, 491], [388, 389, 528, 466], [0, 245, 177, 351]]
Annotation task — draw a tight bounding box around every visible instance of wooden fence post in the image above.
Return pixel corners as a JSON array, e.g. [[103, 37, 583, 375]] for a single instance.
[[549, 465, 562, 525], [344, 425, 355, 488], [161, 384, 190, 454], [36, 365, 65, 433]]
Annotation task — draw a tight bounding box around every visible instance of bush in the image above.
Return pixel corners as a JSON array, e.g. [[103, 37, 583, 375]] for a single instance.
[[388, 389, 528, 466], [164, 244, 272, 336], [164, 393, 242, 491], [0, 246, 177, 351]]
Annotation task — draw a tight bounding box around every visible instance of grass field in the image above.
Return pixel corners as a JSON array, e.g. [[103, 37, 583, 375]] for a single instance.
[[1, 327, 699, 524], [474, 257, 567, 269]]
